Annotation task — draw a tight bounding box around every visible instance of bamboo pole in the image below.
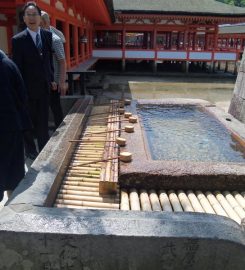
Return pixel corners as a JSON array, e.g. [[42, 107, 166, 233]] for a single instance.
[[65, 168, 101, 175], [177, 190, 194, 212], [67, 169, 101, 175], [71, 152, 132, 167], [55, 204, 114, 210], [112, 111, 120, 183], [89, 115, 123, 121], [85, 126, 134, 135], [105, 113, 114, 183], [232, 191, 245, 210], [89, 109, 124, 117], [62, 180, 99, 187], [70, 139, 113, 143], [139, 189, 152, 211], [91, 99, 131, 106], [61, 184, 99, 192], [57, 193, 119, 203], [214, 191, 241, 224], [195, 191, 215, 214], [120, 189, 130, 210], [55, 199, 119, 209], [59, 189, 119, 199], [129, 189, 141, 211], [168, 190, 183, 212], [149, 189, 162, 211], [74, 147, 104, 152], [65, 173, 101, 179], [223, 191, 245, 220], [64, 177, 100, 183], [88, 101, 125, 107], [158, 190, 173, 212], [205, 191, 228, 217], [186, 190, 205, 213]]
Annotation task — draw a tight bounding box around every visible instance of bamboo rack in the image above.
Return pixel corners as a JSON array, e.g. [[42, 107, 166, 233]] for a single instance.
[[120, 189, 245, 225]]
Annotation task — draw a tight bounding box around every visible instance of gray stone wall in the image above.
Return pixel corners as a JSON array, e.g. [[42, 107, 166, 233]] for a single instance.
[[0, 206, 245, 270], [229, 50, 245, 123]]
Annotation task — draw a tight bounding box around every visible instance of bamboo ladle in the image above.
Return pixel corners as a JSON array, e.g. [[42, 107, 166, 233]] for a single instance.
[[89, 99, 131, 107], [71, 151, 132, 167], [107, 116, 138, 124], [69, 137, 127, 146], [85, 125, 134, 135]]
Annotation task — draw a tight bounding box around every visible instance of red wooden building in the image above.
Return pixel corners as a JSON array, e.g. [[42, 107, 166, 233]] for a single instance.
[[1, 0, 245, 72], [0, 0, 112, 68]]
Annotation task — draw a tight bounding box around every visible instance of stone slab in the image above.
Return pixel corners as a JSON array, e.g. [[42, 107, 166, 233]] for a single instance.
[[0, 206, 244, 270]]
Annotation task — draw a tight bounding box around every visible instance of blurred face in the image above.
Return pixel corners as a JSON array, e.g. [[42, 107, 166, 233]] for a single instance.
[[40, 18, 49, 30], [23, 6, 41, 32]]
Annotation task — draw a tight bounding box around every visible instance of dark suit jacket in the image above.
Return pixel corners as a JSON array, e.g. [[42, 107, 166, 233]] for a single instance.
[[0, 50, 32, 131], [12, 28, 54, 99]]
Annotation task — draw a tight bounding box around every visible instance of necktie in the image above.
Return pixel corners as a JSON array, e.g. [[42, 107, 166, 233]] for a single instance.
[[36, 33, 42, 52]]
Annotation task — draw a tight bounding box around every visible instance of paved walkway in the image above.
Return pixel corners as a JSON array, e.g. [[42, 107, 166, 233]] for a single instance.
[[0, 158, 34, 211]]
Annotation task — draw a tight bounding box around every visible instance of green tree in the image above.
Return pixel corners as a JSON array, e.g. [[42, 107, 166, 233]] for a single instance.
[[216, 0, 245, 6]]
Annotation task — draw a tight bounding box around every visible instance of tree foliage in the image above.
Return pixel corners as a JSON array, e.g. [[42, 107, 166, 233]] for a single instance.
[[216, 0, 245, 7]]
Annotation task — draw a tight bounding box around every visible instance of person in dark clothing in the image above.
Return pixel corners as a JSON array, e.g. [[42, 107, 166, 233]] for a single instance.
[[0, 50, 32, 201], [12, 2, 56, 159]]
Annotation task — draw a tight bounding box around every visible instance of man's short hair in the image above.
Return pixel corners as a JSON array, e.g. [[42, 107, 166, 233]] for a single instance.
[[41, 11, 50, 23], [22, 1, 41, 16]]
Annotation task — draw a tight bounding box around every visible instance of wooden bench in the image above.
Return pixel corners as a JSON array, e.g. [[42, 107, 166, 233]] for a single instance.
[[67, 57, 98, 95]]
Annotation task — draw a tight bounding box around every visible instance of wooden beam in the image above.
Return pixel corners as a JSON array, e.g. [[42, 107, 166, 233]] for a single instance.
[[0, 9, 15, 15], [0, 2, 15, 8]]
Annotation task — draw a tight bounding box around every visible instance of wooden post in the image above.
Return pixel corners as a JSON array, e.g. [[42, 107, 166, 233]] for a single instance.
[[74, 25, 79, 65], [153, 26, 157, 73], [192, 32, 196, 50], [225, 61, 228, 73], [233, 61, 238, 75], [64, 22, 71, 68], [217, 61, 221, 70], [182, 61, 189, 73], [122, 23, 126, 71]]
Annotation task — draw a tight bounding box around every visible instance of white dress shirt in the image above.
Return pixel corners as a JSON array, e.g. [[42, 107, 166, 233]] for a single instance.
[[27, 27, 42, 46]]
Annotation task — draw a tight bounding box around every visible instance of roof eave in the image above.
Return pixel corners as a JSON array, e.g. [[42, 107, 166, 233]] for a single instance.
[[116, 10, 245, 18]]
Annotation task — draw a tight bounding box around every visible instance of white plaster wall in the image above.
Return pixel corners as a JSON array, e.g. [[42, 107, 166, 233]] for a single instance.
[[93, 50, 122, 58], [189, 52, 212, 60], [214, 53, 236, 61], [157, 51, 186, 60], [125, 50, 154, 59], [0, 27, 8, 54]]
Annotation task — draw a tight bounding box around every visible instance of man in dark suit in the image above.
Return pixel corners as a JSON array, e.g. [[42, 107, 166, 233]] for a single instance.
[[0, 50, 32, 201], [12, 2, 56, 159]]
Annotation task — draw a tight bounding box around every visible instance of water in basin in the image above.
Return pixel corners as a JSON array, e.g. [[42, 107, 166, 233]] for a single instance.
[[138, 105, 245, 163]]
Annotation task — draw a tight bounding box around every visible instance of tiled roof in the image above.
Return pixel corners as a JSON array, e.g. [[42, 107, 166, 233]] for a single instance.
[[113, 0, 245, 16], [219, 24, 245, 34]]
